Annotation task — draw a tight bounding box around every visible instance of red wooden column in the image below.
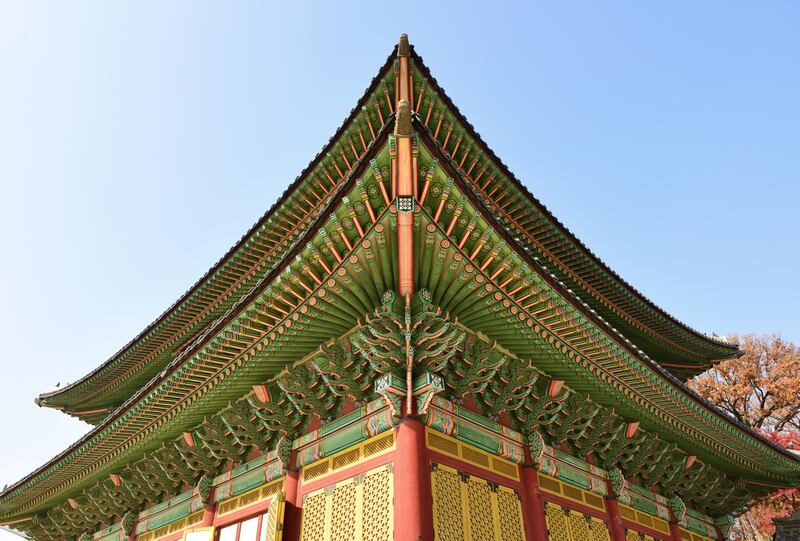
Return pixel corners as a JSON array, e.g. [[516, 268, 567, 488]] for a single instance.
[[200, 502, 216, 527], [519, 451, 549, 541], [394, 418, 434, 541], [669, 521, 683, 541], [605, 496, 628, 541], [282, 467, 302, 541]]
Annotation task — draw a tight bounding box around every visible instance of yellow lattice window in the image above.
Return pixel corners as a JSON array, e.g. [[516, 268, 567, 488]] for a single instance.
[[537, 472, 606, 512], [136, 511, 205, 541], [679, 529, 717, 541], [425, 428, 520, 481], [625, 530, 661, 541], [330, 482, 357, 540], [301, 431, 395, 483], [299, 464, 393, 541], [496, 488, 526, 541], [618, 504, 671, 537], [626, 529, 641, 541], [299, 492, 327, 541], [362, 468, 393, 541], [544, 500, 611, 541], [466, 479, 493, 541], [431, 463, 524, 541], [431, 465, 464, 541], [263, 491, 286, 541], [217, 478, 285, 518]]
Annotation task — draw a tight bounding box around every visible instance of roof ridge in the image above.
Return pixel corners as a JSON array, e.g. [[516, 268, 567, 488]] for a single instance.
[[414, 119, 798, 468], [0, 118, 396, 511], [408, 46, 740, 361], [36, 45, 401, 415]]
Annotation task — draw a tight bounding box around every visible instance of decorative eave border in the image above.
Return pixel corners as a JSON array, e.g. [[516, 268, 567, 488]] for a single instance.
[[408, 46, 740, 374], [413, 121, 800, 479], [36, 44, 405, 420], [0, 122, 397, 519]]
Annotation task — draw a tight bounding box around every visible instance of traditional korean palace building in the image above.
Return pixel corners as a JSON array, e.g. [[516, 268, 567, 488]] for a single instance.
[[2, 35, 798, 541]]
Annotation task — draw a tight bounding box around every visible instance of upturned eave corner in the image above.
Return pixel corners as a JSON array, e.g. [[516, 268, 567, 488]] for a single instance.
[[3, 33, 797, 541], [30, 41, 406, 422]]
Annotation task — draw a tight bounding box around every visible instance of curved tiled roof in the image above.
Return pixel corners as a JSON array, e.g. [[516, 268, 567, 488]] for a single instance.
[[36, 47, 402, 422], [1, 39, 796, 533], [409, 46, 740, 378], [39, 42, 742, 425]]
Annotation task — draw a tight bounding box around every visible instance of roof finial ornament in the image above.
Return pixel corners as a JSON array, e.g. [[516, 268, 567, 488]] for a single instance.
[[395, 99, 412, 137], [398, 33, 410, 57]]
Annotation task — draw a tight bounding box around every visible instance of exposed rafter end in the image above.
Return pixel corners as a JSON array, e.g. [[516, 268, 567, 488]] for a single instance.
[[0, 517, 32, 526], [252, 384, 270, 404], [548, 379, 565, 397]]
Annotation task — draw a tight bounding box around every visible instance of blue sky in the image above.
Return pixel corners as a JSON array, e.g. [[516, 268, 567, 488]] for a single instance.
[[0, 1, 798, 536]]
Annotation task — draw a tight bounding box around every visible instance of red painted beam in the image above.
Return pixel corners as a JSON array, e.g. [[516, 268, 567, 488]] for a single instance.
[[395, 100, 414, 299], [395, 33, 414, 301]]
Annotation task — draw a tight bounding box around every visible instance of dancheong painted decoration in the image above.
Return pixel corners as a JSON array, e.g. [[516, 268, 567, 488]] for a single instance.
[[2, 35, 797, 541]]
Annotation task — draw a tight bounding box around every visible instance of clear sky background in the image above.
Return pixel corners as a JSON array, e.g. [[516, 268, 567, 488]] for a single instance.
[[0, 2, 797, 537]]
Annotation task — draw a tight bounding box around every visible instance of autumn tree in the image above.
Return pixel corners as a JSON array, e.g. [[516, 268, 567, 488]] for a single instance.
[[689, 333, 800, 540]]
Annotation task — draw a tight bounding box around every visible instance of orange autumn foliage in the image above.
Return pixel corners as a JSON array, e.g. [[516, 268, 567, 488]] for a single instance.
[[691, 334, 800, 431], [689, 334, 800, 540]]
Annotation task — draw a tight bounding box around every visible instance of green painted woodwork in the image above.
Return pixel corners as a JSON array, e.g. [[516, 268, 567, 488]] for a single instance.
[[423, 395, 524, 463], [1, 134, 399, 539], [212, 452, 278, 503], [620, 483, 671, 521], [92, 522, 124, 541], [36, 48, 404, 423], [39, 39, 742, 426], [408, 133, 797, 482], [682, 507, 723, 538], [410, 51, 738, 378], [536, 444, 608, 496], [293, 396, 394, 468], [3, 39, 798, 541], [134, 487, 204, 535]]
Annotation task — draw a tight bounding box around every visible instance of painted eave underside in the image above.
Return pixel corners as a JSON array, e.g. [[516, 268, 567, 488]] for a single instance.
[[35, 47, 403, 424], [37, 44, 741, 424], [411, 120, 800, 481], [7, 40, 787, 525], [407, 48, 740, 378], [0, 119, 398, 522], [1, 118, 799, 526]]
